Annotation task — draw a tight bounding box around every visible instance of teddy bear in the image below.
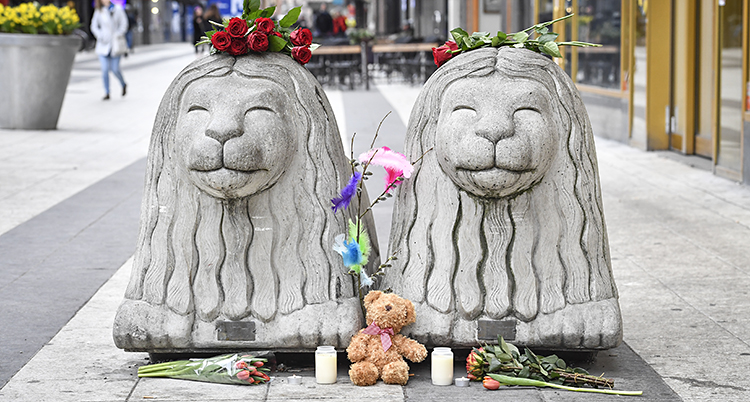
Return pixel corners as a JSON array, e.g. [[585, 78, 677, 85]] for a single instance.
[[346, 290, 428, 386]]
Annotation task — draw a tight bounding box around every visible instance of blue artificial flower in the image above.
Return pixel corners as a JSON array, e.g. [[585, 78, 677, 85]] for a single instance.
[[331, 172, 362, 213], [333, 234, 363, 269]]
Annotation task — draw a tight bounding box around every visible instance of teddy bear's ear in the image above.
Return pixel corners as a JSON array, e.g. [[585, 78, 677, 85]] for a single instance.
[[404, 298, 416, 325], [363, 290, 383, 309]]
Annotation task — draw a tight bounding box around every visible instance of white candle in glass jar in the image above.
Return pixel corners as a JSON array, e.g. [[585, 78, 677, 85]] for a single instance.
[[315, 346, 337, 384], [431, 347, 454, 386]]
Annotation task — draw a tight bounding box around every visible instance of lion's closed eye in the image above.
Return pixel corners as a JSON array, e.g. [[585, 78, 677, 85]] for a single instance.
[[188, 104, 208, 113]]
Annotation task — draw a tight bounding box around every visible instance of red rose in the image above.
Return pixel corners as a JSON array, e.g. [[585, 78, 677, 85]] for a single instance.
[[247, 31, 269, 52], [255, 17, 275, 34], [211, 31, 232, 52], [228, 36, 248, 55], [432, 41, 460, 67], [226, 17, 249, 38], [291, 45, 312, 64], [270, 31, 282, 38], [290, 28, 312, 46]]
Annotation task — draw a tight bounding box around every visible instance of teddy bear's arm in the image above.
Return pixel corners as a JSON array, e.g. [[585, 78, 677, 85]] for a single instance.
[[346, 332, 370, 362], [392, 334, 427, 363]]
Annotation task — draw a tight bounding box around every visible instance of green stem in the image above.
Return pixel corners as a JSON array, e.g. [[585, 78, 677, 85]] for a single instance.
[[487, 374, 642, 396]]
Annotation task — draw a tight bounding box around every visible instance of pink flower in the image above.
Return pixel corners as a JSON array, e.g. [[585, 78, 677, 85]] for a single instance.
[[237, 370, 251, 380], [358, 146, 413, 193]]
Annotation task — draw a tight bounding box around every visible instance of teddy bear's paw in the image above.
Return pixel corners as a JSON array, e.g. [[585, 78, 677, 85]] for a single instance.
[[381, 360, 410, 385], [349, 361, 379, 386]]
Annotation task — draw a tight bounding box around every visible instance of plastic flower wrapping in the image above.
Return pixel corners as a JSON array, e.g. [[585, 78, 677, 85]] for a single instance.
[[0, 2, 80, 35], [137, 353, 271, 385], [197, 0, 317, 64]]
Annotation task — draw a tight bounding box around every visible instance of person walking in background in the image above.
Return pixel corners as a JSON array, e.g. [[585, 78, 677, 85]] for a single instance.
[[124, 4, 137, 54], [203, 4, 221, 32], [91, 0, 128, 100], [192, 5, 205, 54], [314, 3, 332, 37]]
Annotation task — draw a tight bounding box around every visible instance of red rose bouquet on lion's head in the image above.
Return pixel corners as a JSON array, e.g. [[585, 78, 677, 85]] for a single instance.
[[197, 0, 318, 65]]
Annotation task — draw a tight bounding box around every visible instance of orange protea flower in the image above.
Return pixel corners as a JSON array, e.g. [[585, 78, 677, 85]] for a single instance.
[[466, 347, 486, 379]]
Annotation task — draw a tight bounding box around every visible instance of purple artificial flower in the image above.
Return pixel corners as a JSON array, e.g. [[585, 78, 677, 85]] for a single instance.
[[331, 172, 362, 212]]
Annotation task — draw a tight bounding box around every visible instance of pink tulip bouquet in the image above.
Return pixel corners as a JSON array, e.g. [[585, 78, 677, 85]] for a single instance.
[[137, 353, 270, 385]]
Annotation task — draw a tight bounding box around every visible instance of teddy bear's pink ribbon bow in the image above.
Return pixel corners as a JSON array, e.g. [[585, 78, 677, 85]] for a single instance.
[[362, 322, 395, 352]]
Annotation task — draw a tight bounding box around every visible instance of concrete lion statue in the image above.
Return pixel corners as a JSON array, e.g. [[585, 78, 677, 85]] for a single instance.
[[383, 47, 622, 350], [114, 53, 378, 352]]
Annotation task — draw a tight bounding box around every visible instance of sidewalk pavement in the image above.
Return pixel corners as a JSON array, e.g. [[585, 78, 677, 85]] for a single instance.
[[1, 43, 749, 401]]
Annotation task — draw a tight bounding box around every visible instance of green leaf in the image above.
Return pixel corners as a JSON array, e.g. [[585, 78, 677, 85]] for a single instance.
[[537, 32, 558, 43], [541, 354, 559, 364], [268, 34, 287, 52], [499, 337, 510, 354], [279, 6, 301, 28], [247, 0, 260, 14], [556, 358, 566, 370], [518, 366, 530, 378], [260, 6, 276, 18], [496, 31, 507, 41], [471, 31, 490, 38], [512, 31, 529, 43], [309, 43, 320, 52], [450, 27, 470, 49], [488, 355, 502, 372], [491, 36, 501, 46], [534, 25, 549, 35], [542, 41, 562, 57], [247, 10, 261, 21]]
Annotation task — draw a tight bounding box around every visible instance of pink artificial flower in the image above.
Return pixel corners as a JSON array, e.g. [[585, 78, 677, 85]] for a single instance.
[[358, 146, 413, 193]]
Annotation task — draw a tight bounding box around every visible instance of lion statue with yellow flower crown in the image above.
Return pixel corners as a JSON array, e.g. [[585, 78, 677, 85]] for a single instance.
[[113, 53, 378, 352], [383, 47, 622, 350]]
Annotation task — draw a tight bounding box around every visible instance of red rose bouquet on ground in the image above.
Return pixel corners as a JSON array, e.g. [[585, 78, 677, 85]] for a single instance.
[[197, 0, 318, 64], [137, 353, 271, 385]]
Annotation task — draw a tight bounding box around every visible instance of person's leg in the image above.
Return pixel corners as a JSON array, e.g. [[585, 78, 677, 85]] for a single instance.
[[98, 55, 111, 99], [110, 55, 127, 96]]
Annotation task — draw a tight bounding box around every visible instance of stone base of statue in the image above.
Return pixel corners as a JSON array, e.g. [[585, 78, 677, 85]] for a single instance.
[[114, 298, 362, 352]]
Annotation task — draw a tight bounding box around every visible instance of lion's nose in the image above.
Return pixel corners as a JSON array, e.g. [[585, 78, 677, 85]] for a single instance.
[[204, 116, 244, 145], [385, 305, 392, 311], [475, 114, 513, 144]]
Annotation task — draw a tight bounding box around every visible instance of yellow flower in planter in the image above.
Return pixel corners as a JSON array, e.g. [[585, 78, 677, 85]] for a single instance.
[[0, 2, 80, 35]]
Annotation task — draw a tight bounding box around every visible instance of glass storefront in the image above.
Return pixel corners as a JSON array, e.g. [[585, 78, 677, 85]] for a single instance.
[[576, 0, 621, 88], [716, 0, 744, 174]]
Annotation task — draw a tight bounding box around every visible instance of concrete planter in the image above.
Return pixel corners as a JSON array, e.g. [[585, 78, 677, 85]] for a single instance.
[[0, 33, 80, 130]]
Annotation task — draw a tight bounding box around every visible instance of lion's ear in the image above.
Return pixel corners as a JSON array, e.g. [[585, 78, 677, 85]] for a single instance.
[[363, 290, 383, 310]]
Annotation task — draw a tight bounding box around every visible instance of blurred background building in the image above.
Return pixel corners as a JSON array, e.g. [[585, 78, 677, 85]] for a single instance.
[[3, 0, 748, 184]]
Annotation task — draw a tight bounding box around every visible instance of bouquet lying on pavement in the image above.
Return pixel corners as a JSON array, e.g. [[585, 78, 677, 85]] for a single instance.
[[138, 353, 271, 385], [468, 337, 642, 396]]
